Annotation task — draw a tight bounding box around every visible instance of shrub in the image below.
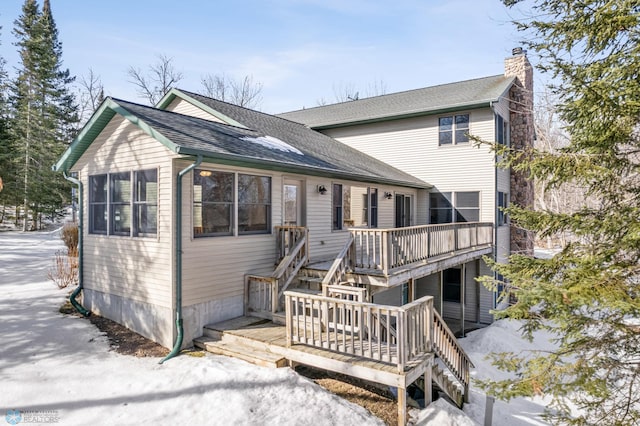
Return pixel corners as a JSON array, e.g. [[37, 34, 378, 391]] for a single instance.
[[48, 250, 78, 289], [61, 222, 78, 256]]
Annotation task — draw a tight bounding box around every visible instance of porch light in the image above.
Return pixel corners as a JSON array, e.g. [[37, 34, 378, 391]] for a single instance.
[[317, 185, 327, 195], [199, 170, 212, 177], [384, 192, 393, 200]]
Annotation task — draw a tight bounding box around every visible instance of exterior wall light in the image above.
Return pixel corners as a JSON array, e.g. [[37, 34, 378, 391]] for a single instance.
[[317, 185, 327, 195], [384, 192, 393, 199]]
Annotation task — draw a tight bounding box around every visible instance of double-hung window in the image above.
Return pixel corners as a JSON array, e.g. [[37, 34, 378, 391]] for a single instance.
[[88, 169, 157, 237], [439, 114, 469, 146], [496, 114, 509, 146]]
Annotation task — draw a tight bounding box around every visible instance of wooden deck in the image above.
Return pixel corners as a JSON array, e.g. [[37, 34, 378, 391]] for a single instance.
[[195, 316, 432, 389]]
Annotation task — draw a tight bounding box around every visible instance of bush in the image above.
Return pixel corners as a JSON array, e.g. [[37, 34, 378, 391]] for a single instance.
[[49, 222, 79, 288], [61, 222, 78, 256]]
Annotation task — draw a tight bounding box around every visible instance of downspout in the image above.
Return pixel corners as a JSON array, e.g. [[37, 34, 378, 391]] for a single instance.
[[160, 155, 202, 364], [63, 172, 90, 317]]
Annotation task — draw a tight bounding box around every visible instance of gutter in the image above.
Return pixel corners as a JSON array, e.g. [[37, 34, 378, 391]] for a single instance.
[[160, 155, 203, 364], [63, 172, 90, 317]]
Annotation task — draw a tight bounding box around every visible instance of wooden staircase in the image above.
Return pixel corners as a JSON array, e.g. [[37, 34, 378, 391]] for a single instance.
[[194, 317, 288, 368]]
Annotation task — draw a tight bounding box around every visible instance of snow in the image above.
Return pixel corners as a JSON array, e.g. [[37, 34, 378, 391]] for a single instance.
[[240, 135, 304, 155], [0, 229, 561, 425]]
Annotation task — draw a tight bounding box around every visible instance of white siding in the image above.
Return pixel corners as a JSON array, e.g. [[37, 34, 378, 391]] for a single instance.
[[164, 98, 227, 123], [323, 108, 498, 224], [72, 116, 178, 309], [178, 160, 420, 306]]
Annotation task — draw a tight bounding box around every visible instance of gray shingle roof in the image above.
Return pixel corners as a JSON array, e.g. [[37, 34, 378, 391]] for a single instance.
[[277, 75, 514, 128], [115, 96, 430, 188]]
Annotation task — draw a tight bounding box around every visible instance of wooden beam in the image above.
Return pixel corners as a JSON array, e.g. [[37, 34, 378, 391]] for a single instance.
[[397, 385, 407, 426]]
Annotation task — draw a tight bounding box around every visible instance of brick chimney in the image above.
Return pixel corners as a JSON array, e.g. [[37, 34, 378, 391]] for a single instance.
[[505, 48, 535, 255]]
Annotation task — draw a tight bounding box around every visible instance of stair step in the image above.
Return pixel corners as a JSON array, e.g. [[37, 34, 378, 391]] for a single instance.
[[431, 363, 464, 408], [194, 337, 288, 368]]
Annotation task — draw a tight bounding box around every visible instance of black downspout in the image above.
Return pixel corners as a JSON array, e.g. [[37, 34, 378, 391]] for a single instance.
[[160, 155, 202, 364], [63, 172, 90, 317]]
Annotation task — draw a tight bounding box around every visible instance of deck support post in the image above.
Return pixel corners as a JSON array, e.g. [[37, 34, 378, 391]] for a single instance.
[[424, 366, 433, 407], [397, 385, 407, 426]]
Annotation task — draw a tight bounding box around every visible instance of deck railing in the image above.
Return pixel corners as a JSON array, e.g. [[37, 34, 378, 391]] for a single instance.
[[321, 234, 355, 289], [246, 227, 309, 317], [284, 292, 434, 373], [433, 310, 474, 400], [350, 222, 493, 275]]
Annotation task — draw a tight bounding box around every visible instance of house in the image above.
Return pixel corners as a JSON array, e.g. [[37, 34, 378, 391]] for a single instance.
[[53, 50, 532, 424], [279, 48, 535, 310]]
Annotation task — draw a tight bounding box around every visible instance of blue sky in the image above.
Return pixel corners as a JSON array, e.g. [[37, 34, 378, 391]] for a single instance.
[[0, 0, 527, 113]]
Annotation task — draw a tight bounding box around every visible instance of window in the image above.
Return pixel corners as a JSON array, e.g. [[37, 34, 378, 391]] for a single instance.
[[193, 170, 271, 237], [332, 183, 343, 230], [439, 114, 469, 145], [369, 188, 378, 228], [496, 114, 509, 146], [443, 268, 461, 302], [88, 169, 157, 237], [89, 175, 107, 234], [498, 191, 508, 226], [429, 191, 480, 224], [429, 192, 452, 224], [134, 170, 158, 236], [193, 170, 234, 237], [455, 192, 480, 222], [238, 174, 271, 234]]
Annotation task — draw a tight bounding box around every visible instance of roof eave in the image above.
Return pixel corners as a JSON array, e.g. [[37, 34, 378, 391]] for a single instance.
[[175, 147, 432, 190], [310, 100, 498, 130], [54, 98, 181, 173]]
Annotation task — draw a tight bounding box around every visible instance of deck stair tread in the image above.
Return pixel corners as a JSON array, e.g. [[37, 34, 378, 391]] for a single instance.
[[194, 336, 288, 368]]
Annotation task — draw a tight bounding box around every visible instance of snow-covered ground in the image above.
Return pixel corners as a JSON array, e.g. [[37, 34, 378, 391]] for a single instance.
[[0, 230, 554, 425]]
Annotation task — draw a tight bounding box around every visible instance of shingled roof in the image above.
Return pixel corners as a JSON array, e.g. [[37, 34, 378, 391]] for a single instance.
[[278, 75, 515, 129], [55, 96, 429, 189]]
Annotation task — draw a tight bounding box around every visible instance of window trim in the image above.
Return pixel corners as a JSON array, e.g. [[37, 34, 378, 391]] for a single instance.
[[497, 191, 508, 226], [438, 113, 470, 146], [193, 169, 273, 238], [332, 183, 343, 231], [429, 191, 480, 224], [88, 169, 158, 238]]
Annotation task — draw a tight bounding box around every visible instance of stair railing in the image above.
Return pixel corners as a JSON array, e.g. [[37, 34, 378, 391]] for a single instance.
[[321, 234, 355, 289], [432, 309, 475, 402]]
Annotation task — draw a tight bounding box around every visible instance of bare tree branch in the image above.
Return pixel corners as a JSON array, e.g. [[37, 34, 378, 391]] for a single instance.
[[127, 54, 184, 105], [200, 73, 263, 109]]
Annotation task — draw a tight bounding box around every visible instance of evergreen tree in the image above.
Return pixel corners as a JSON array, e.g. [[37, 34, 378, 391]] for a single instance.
[[11, 0, 77, 230], [479, 1, 640, 425], [0, 21, 17, 221]]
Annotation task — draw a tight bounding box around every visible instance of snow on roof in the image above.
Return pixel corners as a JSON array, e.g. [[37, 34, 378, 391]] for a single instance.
[[240, 135, 304, 155]]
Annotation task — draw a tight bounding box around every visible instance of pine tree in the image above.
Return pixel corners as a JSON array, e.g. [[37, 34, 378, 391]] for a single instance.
[[478, 2, 640, 425], [11, 0, 77, 230], [0, 21, 16, 222]]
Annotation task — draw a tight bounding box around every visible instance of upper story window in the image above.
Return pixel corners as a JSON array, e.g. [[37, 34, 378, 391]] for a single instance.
[[429, 191, 480, 224], [88, 169, 157, 237], [496, 114, 509, 146], [439, 114, 469, 146], [193, 169, 271, 237]]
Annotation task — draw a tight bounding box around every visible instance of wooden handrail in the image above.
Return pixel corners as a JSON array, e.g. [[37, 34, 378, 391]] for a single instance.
[[321, 234, 355, 288], [275, 234, 309, 299], [432, 309, 474, 397], [350, 222, 493, 273]]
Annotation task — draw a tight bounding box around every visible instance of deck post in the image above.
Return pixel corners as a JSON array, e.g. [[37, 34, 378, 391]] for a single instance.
[[460, 264, 466, 337], [397, 385, 407, 426], [424, 365, 433, 407]]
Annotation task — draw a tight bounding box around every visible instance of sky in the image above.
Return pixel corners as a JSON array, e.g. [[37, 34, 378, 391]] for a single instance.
[[0, 0, 528, 114]]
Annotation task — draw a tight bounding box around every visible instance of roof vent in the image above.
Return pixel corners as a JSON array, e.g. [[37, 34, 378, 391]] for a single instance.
[[512, 47, 524, 56]]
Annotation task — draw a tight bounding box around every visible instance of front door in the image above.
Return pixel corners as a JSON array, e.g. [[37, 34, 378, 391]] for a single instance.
[[395, 194, 412, 227], [283, 179, 305, 226]]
